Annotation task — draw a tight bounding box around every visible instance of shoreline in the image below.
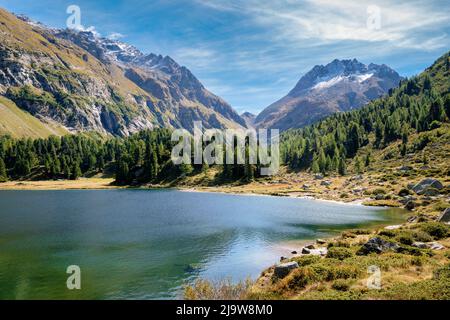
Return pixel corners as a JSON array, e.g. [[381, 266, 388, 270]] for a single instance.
[[0, 178, 373, 207]]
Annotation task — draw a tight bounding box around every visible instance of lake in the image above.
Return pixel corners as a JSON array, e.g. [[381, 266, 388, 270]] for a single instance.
[[0, 189, 406, 299]]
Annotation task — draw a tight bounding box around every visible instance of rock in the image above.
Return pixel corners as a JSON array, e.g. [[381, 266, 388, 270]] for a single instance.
[[357, 237, 400, 255], [291, 251, 297, 254], [420, 165, 430, 170], [301, 247, 311, 254], [412, 179, 443, 195], [404, 200, 416, 211], [274, 261, 299, 278], [438, 208, 450, 222], [375, 194, 385, 200], [314, 173, 324, 180], [398, 165, 413, 172], [302, 184, 311, 190], [407, 216, 418, 223], [306, 244, 315, 249], [412, 242, 428, 249], [351, 174, 363, 181], [412, 241, 445, 250], [309, 248, 328, 256], [320, 180, 332, 186], [421, 188, 440, 196], [428, 242, 445, 250], [280, 256, 287, 262], [384, 225, 402, 230], [316, 239, 326, 244]]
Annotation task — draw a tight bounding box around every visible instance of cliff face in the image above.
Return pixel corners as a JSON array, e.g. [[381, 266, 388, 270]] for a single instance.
[[0, 9, 245, 136]]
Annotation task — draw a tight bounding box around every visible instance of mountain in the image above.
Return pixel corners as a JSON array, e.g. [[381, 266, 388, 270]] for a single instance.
[[0, 8, 245, 137], [255, 59, 402, 131], [240, 112, 256, 128]]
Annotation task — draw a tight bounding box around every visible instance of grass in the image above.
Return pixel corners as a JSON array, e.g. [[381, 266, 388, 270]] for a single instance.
[[246, 222, 450, 300], [0, 177, 115, 190], [0, 96, 68, 138]]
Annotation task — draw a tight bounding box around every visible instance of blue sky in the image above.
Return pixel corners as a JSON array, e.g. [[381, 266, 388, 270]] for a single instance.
[[1, 0, 449, 114]]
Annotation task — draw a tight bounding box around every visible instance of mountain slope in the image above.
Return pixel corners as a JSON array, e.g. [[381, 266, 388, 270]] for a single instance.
[[0, 8, 245, 136], [0, 96, 68, 138], [280, 50, 450, 175], [240, 112, 256, 128], [256, 59, 402, 131]]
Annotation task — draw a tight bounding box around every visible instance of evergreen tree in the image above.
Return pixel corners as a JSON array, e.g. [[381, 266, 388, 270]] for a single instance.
[[0, 158, 7, 182], [338, 157, 347, 176], [71, 162, 82, 180]]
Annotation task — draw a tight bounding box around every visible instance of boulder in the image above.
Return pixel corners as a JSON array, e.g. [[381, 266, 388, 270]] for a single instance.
[[306, 244, 315, 249], [407, 216, 418, 223], [428, 242, 445, 250], [438, 208, 450, 223], [384, 225, 402, 230], [412, 179, 443, 195], [316, 239, 326, 244], [375, 194, 385, 200], [274, 261, 299, 278], [291, 251, 297, 254], [412, 242, 445, 250], [421, 188, 440, 196], [310, 248, 328, 256], [357, 237, 400, 255], [412, 242, 428, 249], [404, 200, 416, 211], [314, 173, 324, 180], [320, 180, 332, 186], [301, 247, 311, 254], [398, 165, 413, 172]]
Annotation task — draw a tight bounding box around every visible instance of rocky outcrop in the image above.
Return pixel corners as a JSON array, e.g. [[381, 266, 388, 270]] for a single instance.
[[357, 237, 400, 255], [411, 178, 443, 195], [255, 59, 402, 131], [0, 9, 246, 137], [274, 261, 299, 278], [439, 208, 450, 223]]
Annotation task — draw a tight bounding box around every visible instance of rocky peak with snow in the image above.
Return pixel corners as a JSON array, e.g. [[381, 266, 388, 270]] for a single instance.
[[255, 59, 402, 131]]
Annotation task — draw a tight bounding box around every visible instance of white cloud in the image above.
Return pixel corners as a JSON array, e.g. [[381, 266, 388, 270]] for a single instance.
[[196, 0, 450, 50]]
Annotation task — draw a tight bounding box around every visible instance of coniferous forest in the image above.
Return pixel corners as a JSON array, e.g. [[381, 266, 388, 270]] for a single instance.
[[0, 51, 449, 185]]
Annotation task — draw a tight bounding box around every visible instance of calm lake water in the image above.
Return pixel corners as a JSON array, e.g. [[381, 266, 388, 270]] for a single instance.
[[0, 189, 406, 299]]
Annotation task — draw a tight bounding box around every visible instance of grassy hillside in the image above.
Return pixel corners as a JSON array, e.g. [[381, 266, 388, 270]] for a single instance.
[[0, 96, 68, 138]]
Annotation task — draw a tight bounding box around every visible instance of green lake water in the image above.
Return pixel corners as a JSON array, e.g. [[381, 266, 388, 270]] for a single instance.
[[0, 189, 406, 299]]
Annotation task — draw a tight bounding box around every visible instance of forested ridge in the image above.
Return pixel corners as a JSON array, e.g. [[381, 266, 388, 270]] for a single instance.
[[281, 50, 450, 174], [0, 51, 449, 185]]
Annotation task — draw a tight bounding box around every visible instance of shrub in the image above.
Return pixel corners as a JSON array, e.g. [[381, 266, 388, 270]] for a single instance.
[[420, 222, 449, 240], [291, 255, 321, 267], [332, 279, 352, 291], [372, 188, 387, 195], [184, 278, 252, 300], [378, 229, 397, 237], [398, 188, 411, 196], [326, 247, 353, 260], [328, 240, 351, 248], [397, 233, 414, 245], [412, 230, 433, 242]]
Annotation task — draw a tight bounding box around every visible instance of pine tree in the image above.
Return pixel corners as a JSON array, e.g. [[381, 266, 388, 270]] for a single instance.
[[354, 156, 362, 174], [338, 157, 347, 176], [71, 162, 82, 180], [364, 153, 371, 167], [0, 158, 7, 182]]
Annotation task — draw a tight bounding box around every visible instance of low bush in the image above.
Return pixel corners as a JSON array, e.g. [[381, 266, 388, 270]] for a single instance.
[[331, 279, 352, 291], [420, 222, 449, 240], [326, 247, 353, 260]]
